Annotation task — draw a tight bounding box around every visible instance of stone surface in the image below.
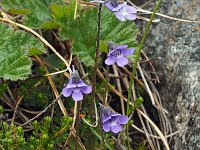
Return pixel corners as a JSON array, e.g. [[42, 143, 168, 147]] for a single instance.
[[142, 0, 200, 149]]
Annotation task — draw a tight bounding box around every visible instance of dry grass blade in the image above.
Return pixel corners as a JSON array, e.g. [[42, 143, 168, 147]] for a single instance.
[[127, 0, 200, 23], [112, 65, 125, 115], [137, 63, 155, 105], [137, 109, 170, 150], [11, 96, 24, 124], [35, 56, 68, 116]]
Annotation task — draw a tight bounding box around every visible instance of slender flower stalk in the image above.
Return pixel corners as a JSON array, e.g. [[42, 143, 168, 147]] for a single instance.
[[89, 4, 102, 149], [90, 4, 102, 113]]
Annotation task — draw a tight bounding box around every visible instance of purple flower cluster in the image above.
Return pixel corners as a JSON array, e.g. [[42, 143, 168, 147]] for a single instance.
[[100, 104, 128, 133], [105, 42, 134, 67], [105, 0, 137, 21], [62, 69, 92, 101]]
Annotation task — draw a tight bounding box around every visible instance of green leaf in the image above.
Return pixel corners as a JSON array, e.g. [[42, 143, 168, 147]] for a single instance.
[[0, 23, 46, 80], [0, 105, 3, 114], [99, 40, 108, 53], [53, 6, 139, 66], [1, 0, 64, 29], [128, 97, 144, 115]]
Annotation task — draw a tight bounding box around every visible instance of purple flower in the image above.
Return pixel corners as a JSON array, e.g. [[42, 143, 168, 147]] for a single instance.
[[62, 69, 92, 101], [105, 42, 134, 67], [105, 0, 137, 21], [100, 104, 128, 133]]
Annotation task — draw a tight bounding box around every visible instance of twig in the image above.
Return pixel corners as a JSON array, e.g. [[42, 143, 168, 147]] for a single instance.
[[45, 54, 73, 76], [127, 0, 200, 23], [11, 96, 24, 124], [0, 144, 5, 150], [82, 100, 98, 127], [35, 56, 68, 116], [64, 128, 86, 150], [21, 96, 61, 127]]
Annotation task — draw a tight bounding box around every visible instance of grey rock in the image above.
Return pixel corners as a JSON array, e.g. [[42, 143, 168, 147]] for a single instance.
[[142, 0, 200, 149]]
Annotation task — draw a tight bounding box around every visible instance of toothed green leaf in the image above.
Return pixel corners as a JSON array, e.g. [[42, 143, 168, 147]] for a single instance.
[[1, 0, 63, 29], [0, 23, 45, 80]]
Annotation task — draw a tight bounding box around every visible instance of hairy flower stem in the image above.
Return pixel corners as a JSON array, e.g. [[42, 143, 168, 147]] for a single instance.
[[90, 4, 102, 115], [126, 0, 161, 149], [89, 4, 102, 150], [75, 102, 81, 150]]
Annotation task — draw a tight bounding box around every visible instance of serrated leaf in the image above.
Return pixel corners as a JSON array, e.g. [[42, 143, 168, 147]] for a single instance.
[[53, 6, 139, 66], [0, 23, 46, 80], [1, 0, 63, 29]]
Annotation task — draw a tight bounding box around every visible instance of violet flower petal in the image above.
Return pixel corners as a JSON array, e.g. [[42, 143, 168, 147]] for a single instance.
[[102, 111, 112, 123], [116, 45, 128, 50], [116, 56, 128, 67], [72, 89, 83, 101], [66, 77, 76, 89], [114, 12, 126, 21], [110, 113, 121, 117], [125, 5, 137, 13], [105, 56, 115, 65], [111, 124, 122, 133], [80, 86, 92, 94], [121, 48, 134, 56], [62, 87, 73, 97], [77, 80, 87, 87], [125, 13, 137, 20], [103, 122, 111, 132], [105, 1, 115, 11], [116, 115, 129, 124], [107, 48, 117, 57]]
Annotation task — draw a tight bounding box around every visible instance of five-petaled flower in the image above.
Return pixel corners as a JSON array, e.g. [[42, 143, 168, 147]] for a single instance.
[[62, 69, 92, 101], [100, 103, 128, 133], [105, 42, 134, 67], [105, 0, 137, 21]]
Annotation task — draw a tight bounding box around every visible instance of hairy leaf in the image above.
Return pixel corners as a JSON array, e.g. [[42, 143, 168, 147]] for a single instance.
[[0, 23, 45, 80], [52, 6, 139, 66], [1, 0, 63, 29]]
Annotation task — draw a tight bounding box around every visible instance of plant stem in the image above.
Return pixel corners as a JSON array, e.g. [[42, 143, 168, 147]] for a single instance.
[[126, 0, 161, 149], [90, 4, 102, 114], [75, 102, 81, 150], [89, 4, 102, 150]]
